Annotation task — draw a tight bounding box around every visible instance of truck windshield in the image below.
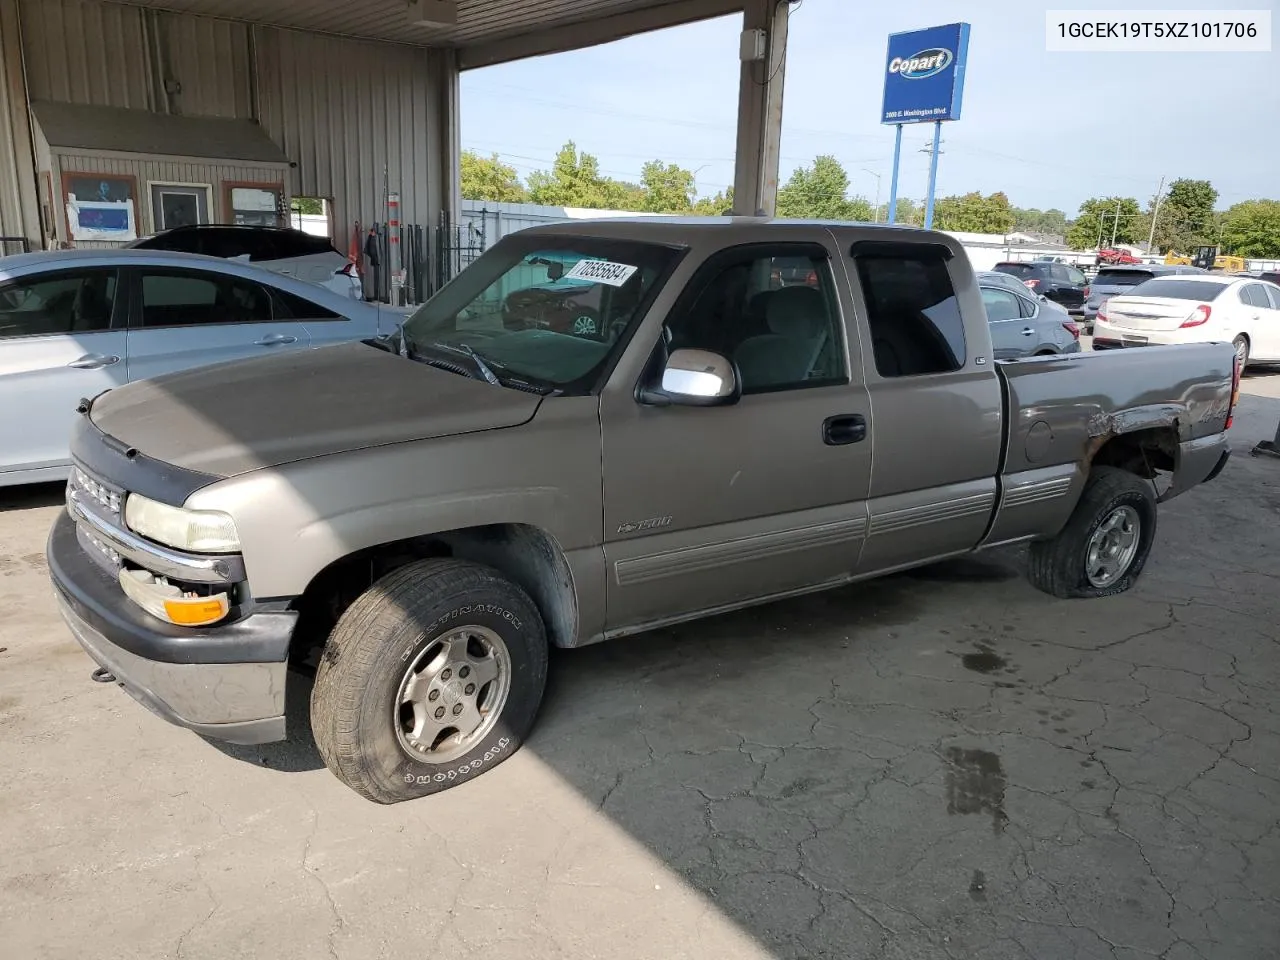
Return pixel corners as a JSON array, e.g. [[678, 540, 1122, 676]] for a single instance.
[[1128, 279, 1228, 301], [401, 235, 683, 391]]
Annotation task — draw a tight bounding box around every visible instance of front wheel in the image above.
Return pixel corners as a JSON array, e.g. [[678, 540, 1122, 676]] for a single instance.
[[1026, 467, 1157, 599], [310, 559, 548, 803]]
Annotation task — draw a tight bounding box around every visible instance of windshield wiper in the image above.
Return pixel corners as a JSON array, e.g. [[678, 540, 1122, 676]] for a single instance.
[[428, 341, 501, 385]]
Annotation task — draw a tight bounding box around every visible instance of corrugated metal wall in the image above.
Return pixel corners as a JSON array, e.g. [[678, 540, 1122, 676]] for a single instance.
[[51, 150, 286, 246], [158, 12, 254, 119], [1, 0, 454, 252], [20, 0, 154, 109], [0, 0, 40, 247], [254, 25, 444, 242]]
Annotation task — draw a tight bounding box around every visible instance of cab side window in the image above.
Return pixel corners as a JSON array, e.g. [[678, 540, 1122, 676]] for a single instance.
[[855, 253, 965, 377], [665, 245, 846, 394]]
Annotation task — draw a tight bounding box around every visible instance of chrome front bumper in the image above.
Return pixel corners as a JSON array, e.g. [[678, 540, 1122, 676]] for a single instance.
[[48, 509, 293, 745]]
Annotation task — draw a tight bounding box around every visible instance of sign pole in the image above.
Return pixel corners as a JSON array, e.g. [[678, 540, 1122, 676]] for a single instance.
[[923, 120, 942, 230], [886, 124, 903, 224]]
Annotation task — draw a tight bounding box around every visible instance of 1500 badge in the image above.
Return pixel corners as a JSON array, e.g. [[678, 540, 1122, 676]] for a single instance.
[[617, 516, 672, 535]]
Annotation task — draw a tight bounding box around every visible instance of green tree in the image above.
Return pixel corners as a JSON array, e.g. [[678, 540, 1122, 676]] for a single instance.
[[692, 187, 734, 216], [1065, 196, 1143, 250], [1220, 199, 1280, 257], [1146, 178, 1219, 254], [1012, 207, 1067, 237], [527, 141, 611, 208], [934, 191, 1016, 234], [460, 150, 526, 203], [776, 155, 874, 221], [890, 198, 923, 226], [602, 179, 647, 211], [290, 197, 324, 216], [640, 160, 695, 213]]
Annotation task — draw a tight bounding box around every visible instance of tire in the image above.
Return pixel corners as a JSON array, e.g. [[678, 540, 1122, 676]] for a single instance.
[[1232, 335, 1250, 371], [1026, 466, 1157, 599], [310, 559, 548, 803]]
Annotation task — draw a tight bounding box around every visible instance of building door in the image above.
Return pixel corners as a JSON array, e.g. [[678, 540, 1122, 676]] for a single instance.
[[150, 183, 212, 232]]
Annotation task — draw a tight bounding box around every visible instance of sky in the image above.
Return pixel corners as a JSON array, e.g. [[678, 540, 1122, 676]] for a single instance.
[[460, 0, 1279, 215]]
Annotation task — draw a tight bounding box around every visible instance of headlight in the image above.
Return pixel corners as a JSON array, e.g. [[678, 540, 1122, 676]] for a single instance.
[[124, 493, 240, 553]]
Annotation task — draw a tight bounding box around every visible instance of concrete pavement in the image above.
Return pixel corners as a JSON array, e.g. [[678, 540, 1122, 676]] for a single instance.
[[1, 377, 1278, 960]]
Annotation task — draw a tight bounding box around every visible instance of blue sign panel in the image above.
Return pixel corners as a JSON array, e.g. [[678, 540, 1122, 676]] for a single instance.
[[881, 22, 970, 124]]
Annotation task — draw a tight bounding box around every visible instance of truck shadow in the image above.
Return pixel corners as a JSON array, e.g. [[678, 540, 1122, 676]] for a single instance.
[[204, 550, 1023, 775]]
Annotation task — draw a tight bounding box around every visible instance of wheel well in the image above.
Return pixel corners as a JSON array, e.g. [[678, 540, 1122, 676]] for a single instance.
[[1090, 427, 1177, 479], [288, 524, 578, 665]]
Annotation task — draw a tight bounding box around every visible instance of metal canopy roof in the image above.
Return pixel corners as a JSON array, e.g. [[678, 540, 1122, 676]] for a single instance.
[[111, 0, 742, 51]]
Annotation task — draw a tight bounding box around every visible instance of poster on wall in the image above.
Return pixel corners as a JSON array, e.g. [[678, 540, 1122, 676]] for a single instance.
[[64, 173, 138, 242]]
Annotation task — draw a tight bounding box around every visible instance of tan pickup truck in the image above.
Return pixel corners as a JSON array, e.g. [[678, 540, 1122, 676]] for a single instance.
[[48, 218, 1239, 803]]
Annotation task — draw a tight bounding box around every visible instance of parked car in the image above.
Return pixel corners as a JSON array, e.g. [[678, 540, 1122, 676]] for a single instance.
[[1233, 269, 1280, 285], [1093, 274, 1280, 369], [993, 260, 1088, 314], [127, 225, 362, 300], [1082, 263, 1207, 332], [0, 249, 388, 486], [48, 219, 1237, 804], [976, 271, 1081, 358]]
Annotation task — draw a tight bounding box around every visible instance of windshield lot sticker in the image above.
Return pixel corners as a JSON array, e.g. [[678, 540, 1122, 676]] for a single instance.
[[563, 260, 639, 286]]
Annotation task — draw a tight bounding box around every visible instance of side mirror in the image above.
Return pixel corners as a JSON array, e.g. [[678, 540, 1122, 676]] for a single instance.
[[639, 348, 740, 407]]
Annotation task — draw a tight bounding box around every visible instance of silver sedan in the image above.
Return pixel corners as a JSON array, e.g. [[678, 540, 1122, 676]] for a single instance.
[[976, 270, 1082, 359], [0, 249, 389, 487]]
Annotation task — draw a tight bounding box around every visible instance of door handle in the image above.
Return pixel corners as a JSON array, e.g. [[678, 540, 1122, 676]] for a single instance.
[[254, 334, 298, 346], [67, 353, 120, 370], [822, 414, 867, 446], [1021, 327, 1035, 336]]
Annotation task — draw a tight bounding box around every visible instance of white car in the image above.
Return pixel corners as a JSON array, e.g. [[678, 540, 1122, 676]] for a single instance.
[[0, 249, 388, 487], [1093, 274, 1280, 370], [127, 225, 364, 300]]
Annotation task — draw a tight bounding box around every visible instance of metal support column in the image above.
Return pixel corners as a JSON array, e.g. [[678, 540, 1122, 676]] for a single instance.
[[732, 0, 790, 217]]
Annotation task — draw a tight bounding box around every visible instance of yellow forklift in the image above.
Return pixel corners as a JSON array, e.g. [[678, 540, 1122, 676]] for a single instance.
[[1164, 246, 1246, 273]]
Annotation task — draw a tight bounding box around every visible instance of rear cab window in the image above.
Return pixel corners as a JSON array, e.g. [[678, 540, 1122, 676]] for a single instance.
[[854, 245, 966, 378]]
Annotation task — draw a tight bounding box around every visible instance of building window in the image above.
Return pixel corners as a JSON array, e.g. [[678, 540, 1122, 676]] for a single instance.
[[224, 182, 284, 227]]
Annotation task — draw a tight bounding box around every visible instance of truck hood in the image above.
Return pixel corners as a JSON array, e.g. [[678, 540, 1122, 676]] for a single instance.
[[87, 341, 544, 478]]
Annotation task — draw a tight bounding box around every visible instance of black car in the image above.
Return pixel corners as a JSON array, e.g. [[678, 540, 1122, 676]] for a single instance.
[[126, 224, 342, 261], [993, 260, 1089, 315]]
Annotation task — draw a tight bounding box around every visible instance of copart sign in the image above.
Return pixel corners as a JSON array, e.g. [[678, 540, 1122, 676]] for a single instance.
[[881, 22, 970, 124]]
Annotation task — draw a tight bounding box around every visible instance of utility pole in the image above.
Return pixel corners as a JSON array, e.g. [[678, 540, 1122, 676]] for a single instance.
[[919, 132, 945, 229], [1109, 197, 1121, 247], [1146, 175, 1166, 253], [862, 168, 882, 222]]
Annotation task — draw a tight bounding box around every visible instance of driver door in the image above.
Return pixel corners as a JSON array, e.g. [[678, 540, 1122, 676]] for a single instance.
[[599, 241, 874, 633]]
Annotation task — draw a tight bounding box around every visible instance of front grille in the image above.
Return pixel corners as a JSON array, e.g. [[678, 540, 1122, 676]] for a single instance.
[[69, 465, 123, 517], [67, 463, 129, 574]]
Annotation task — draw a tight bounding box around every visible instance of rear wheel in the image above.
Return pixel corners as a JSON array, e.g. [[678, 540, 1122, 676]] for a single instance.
[[1233, 335, 1250, 371], [310, 559, 548, 803], [1026, 467, 1157, 599]]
